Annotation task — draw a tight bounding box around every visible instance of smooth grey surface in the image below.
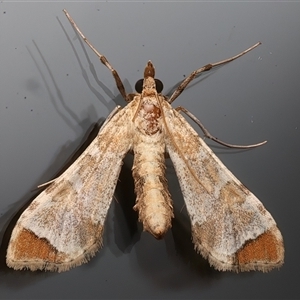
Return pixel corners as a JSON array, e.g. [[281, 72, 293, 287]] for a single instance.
[[1, 1, 299, 299]]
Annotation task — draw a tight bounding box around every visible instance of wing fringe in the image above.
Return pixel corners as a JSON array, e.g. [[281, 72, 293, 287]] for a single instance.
[[192, 224, 284, 272], [7, 227, 104, 272]]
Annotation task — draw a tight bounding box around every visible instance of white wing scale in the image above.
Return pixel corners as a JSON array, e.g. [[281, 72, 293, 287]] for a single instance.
[[6, 102, 136, 272], [162, 101, 284, 272]]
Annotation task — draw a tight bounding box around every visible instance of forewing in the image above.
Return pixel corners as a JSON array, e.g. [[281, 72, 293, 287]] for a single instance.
[[162, 101, 284, 272], [7, 104, 135, 272]]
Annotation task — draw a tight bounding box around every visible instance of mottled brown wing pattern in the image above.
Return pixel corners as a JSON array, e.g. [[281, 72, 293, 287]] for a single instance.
[[7, 8, 283, 275], [6, 102, 136, 272], [162, 101, 284, 272]]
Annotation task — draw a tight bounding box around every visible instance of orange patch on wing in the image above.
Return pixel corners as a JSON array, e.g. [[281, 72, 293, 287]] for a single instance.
[[11, 229, 65, 263], [237, 230, 281, 265]]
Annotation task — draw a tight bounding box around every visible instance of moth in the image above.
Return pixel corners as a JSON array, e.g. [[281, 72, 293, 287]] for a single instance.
[[6, 9, 284, 273]]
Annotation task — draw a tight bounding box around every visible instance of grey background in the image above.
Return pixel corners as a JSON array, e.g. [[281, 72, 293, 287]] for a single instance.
[[0, 1, 299, 299]]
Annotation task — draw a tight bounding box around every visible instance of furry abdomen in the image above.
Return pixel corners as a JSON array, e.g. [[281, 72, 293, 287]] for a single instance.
[[132, 98, 173, 238], [132, 132, 173, 239]]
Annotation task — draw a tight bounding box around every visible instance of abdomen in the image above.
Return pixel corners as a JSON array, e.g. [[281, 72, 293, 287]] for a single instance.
[[132, 133, 173, 239]]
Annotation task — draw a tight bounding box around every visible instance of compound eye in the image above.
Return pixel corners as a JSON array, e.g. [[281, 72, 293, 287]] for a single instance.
[[134, 79, 164, 93], [135, 79, 143, 93], [155, 79, 163, 93]]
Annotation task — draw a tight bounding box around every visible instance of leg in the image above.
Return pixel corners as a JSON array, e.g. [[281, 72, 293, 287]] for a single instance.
[[37, 179, 56, 189], [168, 42, 261, 104], [175, 106, 267, 149], [63, 9, 129, 102]]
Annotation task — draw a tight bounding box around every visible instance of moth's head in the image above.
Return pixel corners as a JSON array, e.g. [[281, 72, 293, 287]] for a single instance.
[[135, 61, 163, 94]]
